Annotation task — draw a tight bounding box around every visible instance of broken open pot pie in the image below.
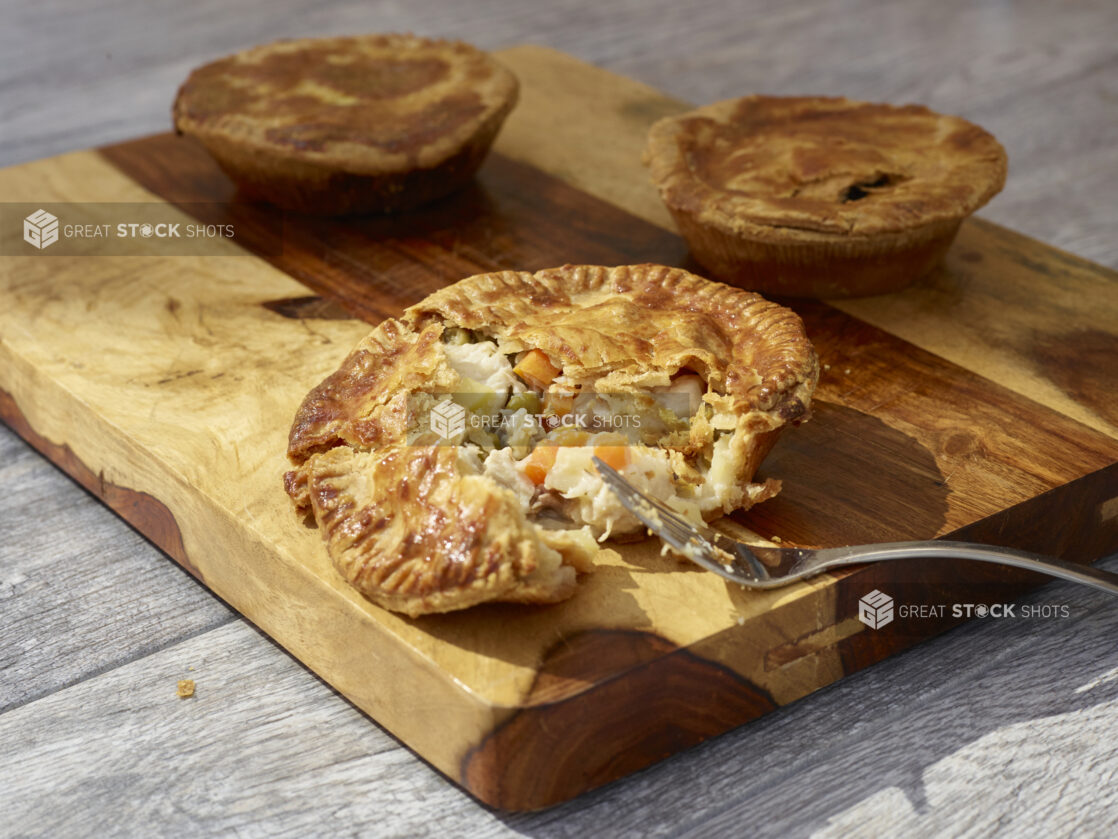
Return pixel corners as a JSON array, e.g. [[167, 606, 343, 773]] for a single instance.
[[285, 264, 818, 616]]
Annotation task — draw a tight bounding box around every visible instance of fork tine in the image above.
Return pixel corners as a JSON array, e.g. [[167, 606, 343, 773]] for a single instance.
[[594, 460, 1118, 596], [592, 456, 756, 582], [593, 457, 711, 538], [594, 459, 694, 533]]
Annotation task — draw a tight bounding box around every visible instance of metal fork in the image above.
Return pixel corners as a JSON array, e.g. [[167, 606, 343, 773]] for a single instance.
[[592, 458, 1118, 596]]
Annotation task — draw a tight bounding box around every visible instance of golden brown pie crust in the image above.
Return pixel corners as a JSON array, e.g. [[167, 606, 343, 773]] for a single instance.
[[173, 35, 518, 215], [644, 96, 1007, 297], [285, 264, 818, 616], [286, 445, 593, 616]]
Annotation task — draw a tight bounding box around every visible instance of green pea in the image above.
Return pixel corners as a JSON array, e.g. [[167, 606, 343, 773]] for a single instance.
[[506, 391, 542, 414]]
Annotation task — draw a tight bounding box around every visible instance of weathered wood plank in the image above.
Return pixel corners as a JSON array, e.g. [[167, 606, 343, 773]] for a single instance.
[[0, 621, 493, 839], [2, 1, 1115, 272], [0, 424, 233, 713], [1, 564, 1115, 838], [2, 0, 1118, 833], [2, 46, 1117, 810]]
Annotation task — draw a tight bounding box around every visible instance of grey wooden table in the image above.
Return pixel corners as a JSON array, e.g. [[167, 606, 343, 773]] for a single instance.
[[2, 1, 1117, 836]]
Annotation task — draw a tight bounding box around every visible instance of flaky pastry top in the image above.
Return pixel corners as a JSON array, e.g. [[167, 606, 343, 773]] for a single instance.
[[645, 95, 1007, 239], [287, 264, 818, 463], [173, 34, 518, 173]]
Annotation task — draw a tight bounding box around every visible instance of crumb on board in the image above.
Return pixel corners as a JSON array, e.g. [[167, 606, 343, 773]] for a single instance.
[[771, 535, 783, 543], [823, 363, 831, 371], [736, 616, 746, 626], [177, 679, 195, 699], [844, 368, 852, 374]]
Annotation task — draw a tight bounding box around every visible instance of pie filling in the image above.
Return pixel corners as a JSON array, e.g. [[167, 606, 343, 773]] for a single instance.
[[417, 327, 752, 541], [283, 264, 821, 614]]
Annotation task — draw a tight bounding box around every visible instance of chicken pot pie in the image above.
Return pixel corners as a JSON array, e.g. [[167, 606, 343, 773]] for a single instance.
[[173, 34, 518, 215], [644, 96, 1007, 297], [285, 264, 818, 616]]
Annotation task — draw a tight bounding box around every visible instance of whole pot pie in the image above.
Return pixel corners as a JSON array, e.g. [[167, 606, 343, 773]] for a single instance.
[[173, 34, 518, 215], [644, 96, 1008, 298], [285, 264, 818, 616]]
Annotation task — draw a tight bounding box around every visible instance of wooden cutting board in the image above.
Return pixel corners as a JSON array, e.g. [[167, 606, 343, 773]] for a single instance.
[[2, 46, 1117, 810]]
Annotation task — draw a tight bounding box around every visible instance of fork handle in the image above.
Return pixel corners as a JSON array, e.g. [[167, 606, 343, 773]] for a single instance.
[[819, 541, 1118, 596]]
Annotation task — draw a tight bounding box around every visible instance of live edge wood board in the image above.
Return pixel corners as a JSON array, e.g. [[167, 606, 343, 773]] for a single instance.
[[2, 46, 1117, 810]]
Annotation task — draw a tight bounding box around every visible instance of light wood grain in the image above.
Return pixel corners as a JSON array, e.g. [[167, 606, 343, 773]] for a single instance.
[[3, 0, 1118, 834]]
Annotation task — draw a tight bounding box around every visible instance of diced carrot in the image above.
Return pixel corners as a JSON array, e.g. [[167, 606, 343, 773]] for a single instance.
[[514, 349, 561, 390], [593, 444, 630, 472], [522, 445, 558, 485], [544, 390, 577, 416]]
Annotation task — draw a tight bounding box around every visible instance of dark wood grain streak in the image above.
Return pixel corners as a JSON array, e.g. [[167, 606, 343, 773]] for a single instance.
[[261, 295, 359, 321], [0, 388, 198, 580], [99, 133, 690, 323], [461, 629, 777, 811], [737, 301, 1118, 546], [1025, 327, 1118, 430]]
